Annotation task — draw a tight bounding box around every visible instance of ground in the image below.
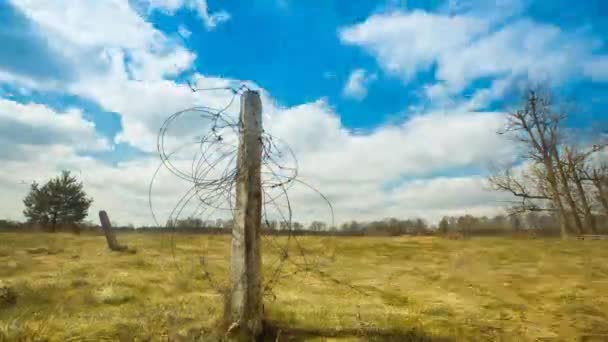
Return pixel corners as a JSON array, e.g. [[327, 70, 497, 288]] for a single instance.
[[0, 232, 607, 341]]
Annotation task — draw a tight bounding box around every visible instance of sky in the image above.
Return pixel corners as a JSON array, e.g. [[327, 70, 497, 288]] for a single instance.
[[0, 0, 607, 226]]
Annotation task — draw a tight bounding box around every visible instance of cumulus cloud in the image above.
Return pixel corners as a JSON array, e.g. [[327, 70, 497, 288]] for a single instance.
[[9, 0, 196, 74], [584, 56, 608, 82], [72, 67, 239, 151], [0, 98, 117, 222], [0, 0, 519, 226], [270, 104, 512, 184], [4, 0, 201, 151], [11, 0, 165, 50], [382, 176, 510, 220], [178, 25, 192, 39], [0, 97, 514, 225], [342, 69, 377, 100], [436, 19, 596, 92], [141, 0, 231, 30], [0, 146, 194, 226], [340, 6, 608, 110], [340, 11, 489, 82], [0, 98, 109, 154], [0, 1, 74, 85], [259, 98, 514, 224]]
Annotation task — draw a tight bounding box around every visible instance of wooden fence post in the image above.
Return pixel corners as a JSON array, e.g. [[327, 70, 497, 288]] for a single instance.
[[98, 210, 128, 252], [227, 90, 264, 340]]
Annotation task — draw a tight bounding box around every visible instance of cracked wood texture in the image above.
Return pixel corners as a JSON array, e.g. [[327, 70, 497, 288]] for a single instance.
[[228, 90, 263, 341]]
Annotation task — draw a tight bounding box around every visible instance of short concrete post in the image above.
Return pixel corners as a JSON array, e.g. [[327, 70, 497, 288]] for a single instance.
[[98, 210, 127, 252], [227, 90, 263, 340]]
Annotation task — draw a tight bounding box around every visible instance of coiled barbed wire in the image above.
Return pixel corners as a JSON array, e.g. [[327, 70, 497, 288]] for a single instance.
[[148, 82, 340, 297]]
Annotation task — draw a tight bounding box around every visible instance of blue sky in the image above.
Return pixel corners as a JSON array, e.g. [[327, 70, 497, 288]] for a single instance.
[[0, 0, 606, 225], [148, 0, 608, 129]]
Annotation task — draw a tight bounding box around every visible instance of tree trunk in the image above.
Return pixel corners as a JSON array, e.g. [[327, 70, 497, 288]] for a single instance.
[[551, 149, 584, 235], [600, 193, 608, 218], [50, 212, 57, 233], [543, 160, 571, 239], [571, 168, 597, 234], [595, 180, 608, 217], [526, 91, 573, 239]]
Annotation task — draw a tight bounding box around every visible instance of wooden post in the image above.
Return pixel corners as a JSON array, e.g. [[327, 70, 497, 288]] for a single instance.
[[98, 210, 127, 252], [228, 90, 263, 340]]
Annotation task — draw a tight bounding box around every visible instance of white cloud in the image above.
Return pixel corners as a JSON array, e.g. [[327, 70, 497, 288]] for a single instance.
[[253, 96, 514, 224], [268, 102, 512, 184], [0, 0, 520, 226], [382, 176, 510, 221], [178, 25, 192, 39], [342, 69, 377, 100], [456, 76, 519, 111], [425, 75, 521, 112], [142, 0, 231, 30], [0, 98, 120, 222], [125, 47, 196, 81], [340, 11, 489, 81], [7, 0, 197, 86], [0, 70, 63, 93], [5, 1, 201, 151], [0, 98, 109, 153], [436, 19, 595, 92], [189, 0, 230, 29], [440, 0, 528, 21], [340, 8, 608, 110], [0, 147, 193, 226], [0, 97, 514, 225], [584, 56, 608, 82], [11, 0, 164, 50], [71, 63, 239, 151]]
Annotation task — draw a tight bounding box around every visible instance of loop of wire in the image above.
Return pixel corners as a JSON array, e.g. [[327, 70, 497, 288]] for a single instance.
[[148, 82, 336, 297]]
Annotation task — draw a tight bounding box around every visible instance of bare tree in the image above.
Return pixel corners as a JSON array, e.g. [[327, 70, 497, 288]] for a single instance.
[[488, 165, 553, 214], [492, 88, 573, 238], [582, 159, 608, 217], [563, 145, 599, 233]]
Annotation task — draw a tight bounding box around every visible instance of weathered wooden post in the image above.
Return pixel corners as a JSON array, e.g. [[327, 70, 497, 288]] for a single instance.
[[98, 210, 128, 252], [227, 90, 264, 340]]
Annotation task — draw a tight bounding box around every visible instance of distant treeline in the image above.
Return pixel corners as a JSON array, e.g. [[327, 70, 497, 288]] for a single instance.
[[436, 213, 607, 237], [2, 212, 606, 237]]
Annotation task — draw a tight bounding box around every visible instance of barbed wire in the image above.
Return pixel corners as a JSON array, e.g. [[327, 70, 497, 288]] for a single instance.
[[147, 82, 355, 298]]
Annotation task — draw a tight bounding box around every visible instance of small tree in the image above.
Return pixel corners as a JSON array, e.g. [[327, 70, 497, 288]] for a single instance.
[[438, 217, 450, 234], [23, 171, 93, 232]]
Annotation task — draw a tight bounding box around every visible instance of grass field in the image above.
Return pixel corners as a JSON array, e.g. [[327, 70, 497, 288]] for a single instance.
[[1, 232, 607, 341]]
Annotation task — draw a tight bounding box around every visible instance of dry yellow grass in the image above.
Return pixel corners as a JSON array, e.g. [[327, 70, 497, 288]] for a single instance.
[[0, 232, 607, 341]]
